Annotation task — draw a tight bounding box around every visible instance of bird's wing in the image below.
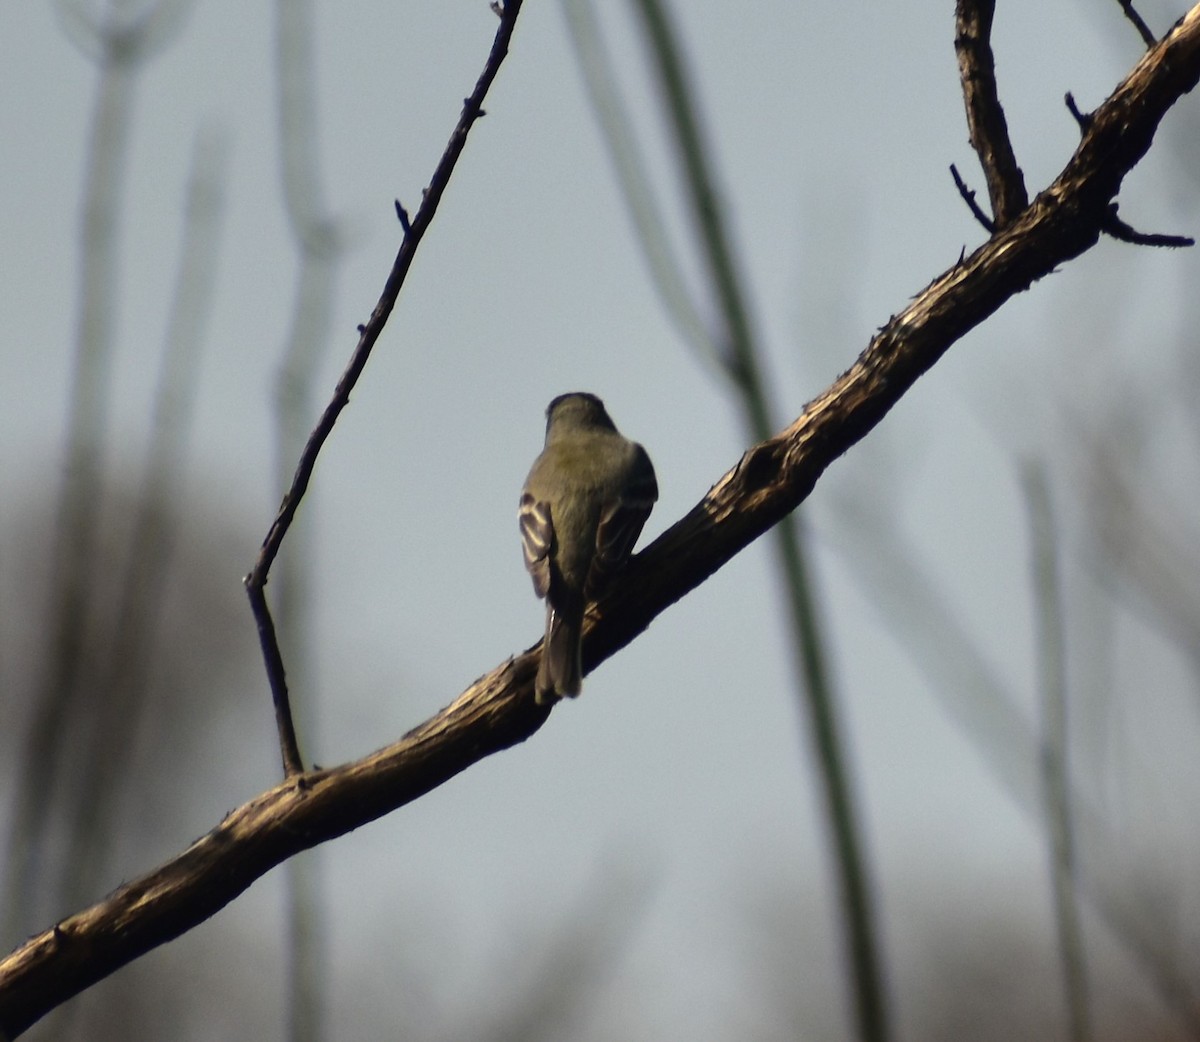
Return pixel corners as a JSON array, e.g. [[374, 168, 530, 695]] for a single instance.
[[519, 491, 554, 599], [588, 446, 658, 598]]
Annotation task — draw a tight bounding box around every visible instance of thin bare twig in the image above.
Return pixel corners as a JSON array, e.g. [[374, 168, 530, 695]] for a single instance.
[[1101, 203, 1195, 246], [1063, 98, 1192, 247], [243, 0, 525, 778], [949, 162, 996, 232], [954, 0, 1029, 227], [1117, 0, 1157, 47]]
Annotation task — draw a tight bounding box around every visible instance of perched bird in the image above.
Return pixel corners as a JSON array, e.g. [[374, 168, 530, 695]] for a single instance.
[[520, 393, 658, 703]]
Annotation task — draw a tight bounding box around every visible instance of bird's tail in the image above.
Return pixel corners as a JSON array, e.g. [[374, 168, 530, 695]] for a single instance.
[[536, 606, 583, 703]]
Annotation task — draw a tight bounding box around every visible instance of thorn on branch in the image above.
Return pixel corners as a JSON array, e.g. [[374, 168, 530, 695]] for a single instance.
[[950, 163, 996, 233], [394, 199, 411, 234], [1101, 203, 1194, 248], [491, 1, 504, 16], [1116, 0, 1157, 47], [1065, 92, 1093, 132], [356, 323, 367, 334]]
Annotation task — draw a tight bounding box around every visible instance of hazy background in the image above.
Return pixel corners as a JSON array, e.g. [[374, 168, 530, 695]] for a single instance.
[[3, 1, 1200, 1039]]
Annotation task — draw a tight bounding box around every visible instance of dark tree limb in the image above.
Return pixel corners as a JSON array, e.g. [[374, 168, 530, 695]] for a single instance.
[[954, 0, 1030, 226], [3, 3, 1200, 1036], [243, 0, 523, 778]]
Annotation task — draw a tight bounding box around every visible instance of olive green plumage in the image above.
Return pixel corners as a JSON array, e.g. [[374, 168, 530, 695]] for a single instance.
[[520, 393, 657, 703]]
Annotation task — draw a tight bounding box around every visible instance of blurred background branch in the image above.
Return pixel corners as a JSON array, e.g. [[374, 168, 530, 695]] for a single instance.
[[2, 0, 198, 949], [57, 124, 231, 914], [566, 0, 891, 1038], [1023, 462, 1093, 1042], [272, 0, 348, 1035]]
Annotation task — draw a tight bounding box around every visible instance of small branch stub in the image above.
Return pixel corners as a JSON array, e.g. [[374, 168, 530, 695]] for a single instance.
[[1065, 91, 1093, 131], [1117, 0, 1157, 47], [1101, 203, 1195, 247], [950, 163, 996, 232]]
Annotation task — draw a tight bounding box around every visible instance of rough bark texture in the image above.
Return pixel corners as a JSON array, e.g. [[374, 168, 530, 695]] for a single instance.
[[954, 0, 1030, 226]]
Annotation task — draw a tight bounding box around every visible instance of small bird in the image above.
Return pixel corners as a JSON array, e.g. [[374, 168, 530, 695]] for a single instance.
[[520, 393, 658, 703]]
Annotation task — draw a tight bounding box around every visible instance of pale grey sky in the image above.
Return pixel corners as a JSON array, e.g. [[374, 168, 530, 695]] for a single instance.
[[3, 2, 1199, 1039]]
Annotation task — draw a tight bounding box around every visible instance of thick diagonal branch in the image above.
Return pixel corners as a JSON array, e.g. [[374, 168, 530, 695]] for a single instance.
[[2, 4, 1199, 1036]]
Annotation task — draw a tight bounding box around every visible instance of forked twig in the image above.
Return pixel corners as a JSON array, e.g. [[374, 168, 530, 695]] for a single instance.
[[243, 0, 525, 777]]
